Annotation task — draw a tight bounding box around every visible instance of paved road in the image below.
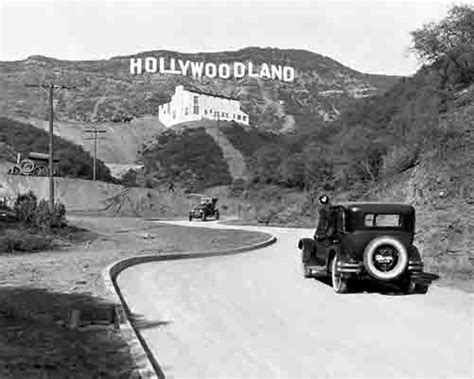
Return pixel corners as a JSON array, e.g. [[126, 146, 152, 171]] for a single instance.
[[117, 220, 473, 378]]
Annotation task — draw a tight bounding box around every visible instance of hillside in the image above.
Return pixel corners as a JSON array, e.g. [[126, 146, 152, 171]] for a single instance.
[[14, 115, 166, 168], [136, 126, 232, 192], [0, 118, 115, 182], [0, 47, 399, 134]]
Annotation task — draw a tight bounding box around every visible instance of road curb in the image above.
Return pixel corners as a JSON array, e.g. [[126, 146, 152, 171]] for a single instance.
[[101, 230, 277, 378]]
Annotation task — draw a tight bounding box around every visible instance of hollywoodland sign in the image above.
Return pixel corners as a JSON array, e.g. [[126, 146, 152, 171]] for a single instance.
[[130, 57, 295, 82]]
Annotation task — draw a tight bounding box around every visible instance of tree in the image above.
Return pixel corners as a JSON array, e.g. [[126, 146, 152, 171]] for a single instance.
[[410, 4, 474, 85]]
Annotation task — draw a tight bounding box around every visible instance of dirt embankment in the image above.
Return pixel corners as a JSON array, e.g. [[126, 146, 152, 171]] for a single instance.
[[0, 173, 192, 216]]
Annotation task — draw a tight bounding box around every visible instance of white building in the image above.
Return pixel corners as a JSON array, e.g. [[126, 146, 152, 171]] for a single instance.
[[158, 85, 249, 127]]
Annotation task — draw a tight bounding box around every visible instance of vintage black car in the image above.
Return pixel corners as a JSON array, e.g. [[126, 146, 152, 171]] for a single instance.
[[298, 202, 438, 294], [189, 197, 220, 221]]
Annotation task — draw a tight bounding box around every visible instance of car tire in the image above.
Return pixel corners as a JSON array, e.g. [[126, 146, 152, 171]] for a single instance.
[[331, 256, 350, 294], [189, 215, 193, 221], [203, 214, 207, 221], [363, 236, 409, 281], [215, 210, 220, 220]]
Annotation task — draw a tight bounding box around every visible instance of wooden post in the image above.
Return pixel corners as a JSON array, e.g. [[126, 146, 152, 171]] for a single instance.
[[48, 84, 55, 211]]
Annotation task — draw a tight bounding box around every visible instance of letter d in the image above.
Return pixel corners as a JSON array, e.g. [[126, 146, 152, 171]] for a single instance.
[[234, 62, 246, 78]]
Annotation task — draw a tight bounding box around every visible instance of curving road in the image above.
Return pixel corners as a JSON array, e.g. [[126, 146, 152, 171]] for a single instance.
[[117, 220, 473, 378]]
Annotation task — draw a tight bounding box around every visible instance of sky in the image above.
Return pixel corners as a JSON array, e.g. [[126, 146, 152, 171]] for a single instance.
[[0, 0, 458, 75]]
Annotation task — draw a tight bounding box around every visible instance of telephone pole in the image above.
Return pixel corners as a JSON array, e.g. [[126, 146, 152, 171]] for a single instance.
[[216, 111, 220, 146], [25, 82, 75, 211], [84, 127, 106, 181]]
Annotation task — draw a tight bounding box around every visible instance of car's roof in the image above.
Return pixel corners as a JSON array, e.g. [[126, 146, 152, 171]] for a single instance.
[[334, 202, 415, 213]]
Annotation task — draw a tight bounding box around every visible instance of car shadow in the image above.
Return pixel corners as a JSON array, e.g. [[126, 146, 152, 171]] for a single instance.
[[0, 285, 161, 377], [312, 273, 439, 296]]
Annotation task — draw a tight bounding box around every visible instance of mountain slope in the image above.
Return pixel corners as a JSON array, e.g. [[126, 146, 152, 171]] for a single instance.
[[0, 48, 400, 133]]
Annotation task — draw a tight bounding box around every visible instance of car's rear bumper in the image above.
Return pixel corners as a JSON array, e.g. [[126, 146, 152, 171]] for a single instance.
[[336, 260, 435, 282]]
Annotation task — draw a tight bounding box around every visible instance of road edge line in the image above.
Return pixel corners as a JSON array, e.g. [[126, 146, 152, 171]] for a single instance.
[[101, 232, 277, 378]]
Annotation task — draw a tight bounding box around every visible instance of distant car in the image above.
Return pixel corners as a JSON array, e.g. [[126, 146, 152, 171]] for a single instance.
[[189, 197, 220, 221], [298, 202, 438, 294]]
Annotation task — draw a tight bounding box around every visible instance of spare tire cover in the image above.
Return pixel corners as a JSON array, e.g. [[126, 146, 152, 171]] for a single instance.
[[363, 236, 408, 280]]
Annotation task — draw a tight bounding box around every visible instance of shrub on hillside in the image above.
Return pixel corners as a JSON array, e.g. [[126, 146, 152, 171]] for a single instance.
[[142, 127, 232, 191], [35, 199, 66, 230], [11, 191, 66, 230], [0, 230, 52, 253], [382, 144, 420, 177], [13, 191, 38, 225]]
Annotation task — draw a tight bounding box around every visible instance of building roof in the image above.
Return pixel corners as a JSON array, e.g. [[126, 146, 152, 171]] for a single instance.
[[184, 87, 238, 101]]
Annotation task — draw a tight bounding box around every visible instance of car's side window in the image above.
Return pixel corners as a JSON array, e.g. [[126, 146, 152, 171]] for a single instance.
[[364, 213, 401, 227]]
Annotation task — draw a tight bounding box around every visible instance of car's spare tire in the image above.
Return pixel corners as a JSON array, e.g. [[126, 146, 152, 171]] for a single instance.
[[363, 236, 408, 281]]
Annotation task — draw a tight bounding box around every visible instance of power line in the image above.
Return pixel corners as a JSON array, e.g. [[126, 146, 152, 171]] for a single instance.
[[84, 127, 107, 181]]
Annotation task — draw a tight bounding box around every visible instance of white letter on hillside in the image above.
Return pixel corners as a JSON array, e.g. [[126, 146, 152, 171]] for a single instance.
[[234, 62, 246, 78], [283, 66, 295, 82], [145, 57, 157, 73], [159, 57, 166, 73], [205, 63, 217, 78], [259, 63, 271, 79], [130, 58, 142, 74], [248, 62, 259, 78], [191, 61, 204, 78], [178, 59, 190, 76], [218, 64, 231, 79], [271, 65, 283, 81]]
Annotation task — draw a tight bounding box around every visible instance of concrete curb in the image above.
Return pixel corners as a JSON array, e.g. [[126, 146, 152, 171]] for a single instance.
[[102, 229, 277, 378]]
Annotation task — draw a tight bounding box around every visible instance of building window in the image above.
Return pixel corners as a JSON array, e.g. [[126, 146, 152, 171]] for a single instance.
[[204, 109, 207, 115], [221, 112, 225, 117], [226, 113, 229, 118], [185, 107, 189, 116], [167, 104, 170, 113], [237, 115, 241, 120], [242, 116, 247, 122], [172, 110, 176, 119], [193, 96, 199, 115], [233, 114, 235, 119]]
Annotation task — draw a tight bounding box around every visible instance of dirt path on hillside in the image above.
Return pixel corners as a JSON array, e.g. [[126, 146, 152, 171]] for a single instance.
[[119, 220, 473, 378], [203, 122, 248, 181]]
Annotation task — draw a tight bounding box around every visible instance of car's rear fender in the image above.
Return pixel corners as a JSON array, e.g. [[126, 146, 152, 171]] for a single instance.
[[407, 245, 424, 272], [298, 238, 315, 252]]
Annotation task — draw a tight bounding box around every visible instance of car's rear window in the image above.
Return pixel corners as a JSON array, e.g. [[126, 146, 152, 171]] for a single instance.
[[364, 214, 401, 227]]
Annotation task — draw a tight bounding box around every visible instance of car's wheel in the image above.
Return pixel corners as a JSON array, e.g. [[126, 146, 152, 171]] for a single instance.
[[331, 256, 350, 294], [203, 214, 207, 221], [189, 215, 193, 221], [215, 210, 220, 220], [363, 236, 409, 281]]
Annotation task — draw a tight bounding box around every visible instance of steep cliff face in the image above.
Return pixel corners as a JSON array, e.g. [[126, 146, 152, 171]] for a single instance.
[[0, 47, 399, 133]]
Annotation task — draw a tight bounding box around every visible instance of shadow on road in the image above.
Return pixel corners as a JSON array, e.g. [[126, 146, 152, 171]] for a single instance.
[[312, 273, 440, 296], [0, 286, 137, 378], [129, 313, 172, 331]]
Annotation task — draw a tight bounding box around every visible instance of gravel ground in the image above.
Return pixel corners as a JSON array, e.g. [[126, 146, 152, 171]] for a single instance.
[[0, 215, 269, 378]]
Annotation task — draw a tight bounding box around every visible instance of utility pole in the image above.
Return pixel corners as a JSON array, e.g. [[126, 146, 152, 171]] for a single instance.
[[84, 127, 106, 181], [25, 82, 75, 211], [217, 111, 220, 146]]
